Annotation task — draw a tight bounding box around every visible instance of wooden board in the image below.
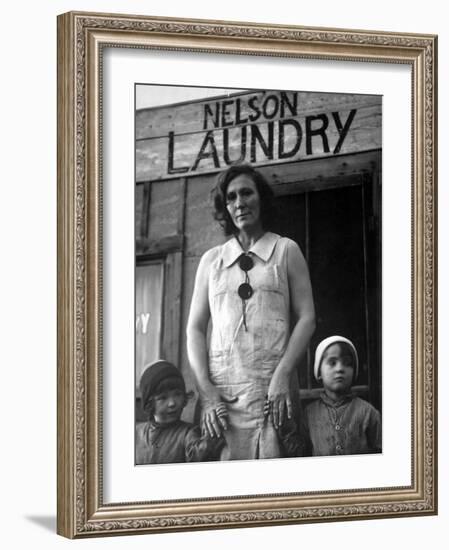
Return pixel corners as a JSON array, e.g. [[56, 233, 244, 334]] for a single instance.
[[147, 179, 183, 241], [136, 90, 381, 182]]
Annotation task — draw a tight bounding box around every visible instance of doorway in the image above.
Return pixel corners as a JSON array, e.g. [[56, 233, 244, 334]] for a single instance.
[[271, 175, 381, 409]]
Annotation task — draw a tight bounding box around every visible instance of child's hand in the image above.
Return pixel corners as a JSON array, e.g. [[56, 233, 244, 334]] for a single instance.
[[263, 397, 272, 419], [215, 402, 229, 421], [202, 390, 237, 439]]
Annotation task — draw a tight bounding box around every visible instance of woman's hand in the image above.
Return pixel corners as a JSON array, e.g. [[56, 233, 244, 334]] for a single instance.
[[267, 370, 293, 429], [201, 385, 237, 439], [264, 239, 315, 430]]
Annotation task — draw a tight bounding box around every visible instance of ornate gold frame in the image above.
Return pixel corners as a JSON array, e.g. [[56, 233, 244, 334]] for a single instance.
[[57, 11, 437, 538]]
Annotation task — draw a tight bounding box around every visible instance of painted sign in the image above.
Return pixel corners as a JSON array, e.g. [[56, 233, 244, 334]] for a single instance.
[[136, 90, 381, 182]]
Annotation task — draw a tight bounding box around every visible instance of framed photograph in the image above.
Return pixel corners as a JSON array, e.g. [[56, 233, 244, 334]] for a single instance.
[[57, 11, 437, 538]]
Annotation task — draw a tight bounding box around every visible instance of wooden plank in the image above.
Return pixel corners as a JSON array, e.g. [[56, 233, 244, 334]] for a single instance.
[[300, 385, 369, 403], [184, 175, 227, 257], [260, 150, 381, 189], [136, 234, 183, 256], [137, 105, 381, 181], [147, 179, 182, 240], [162, 251, 183, 367], [135, 184, 144, 239], [179, 255, 205, 406], [180, 254, 206, 346], [136, 90, 381, 182], [137, 90, 381, 139]]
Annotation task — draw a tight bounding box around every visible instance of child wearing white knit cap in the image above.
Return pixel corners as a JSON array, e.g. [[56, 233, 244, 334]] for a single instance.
[[305, 336, 381, 457]]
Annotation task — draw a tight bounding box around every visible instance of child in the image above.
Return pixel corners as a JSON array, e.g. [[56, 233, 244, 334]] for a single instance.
[[263, 398, 312, 458], [136, 360, 224, 465], [305, 336, 381, 456]]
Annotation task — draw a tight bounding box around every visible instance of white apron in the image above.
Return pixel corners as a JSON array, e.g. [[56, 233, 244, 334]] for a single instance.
[[207, 232, 299, 460]]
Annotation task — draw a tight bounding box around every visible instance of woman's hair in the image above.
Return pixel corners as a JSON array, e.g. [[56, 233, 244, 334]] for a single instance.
[[211, 164, 276, 235]]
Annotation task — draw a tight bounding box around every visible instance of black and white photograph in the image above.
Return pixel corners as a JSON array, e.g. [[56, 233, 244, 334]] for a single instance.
[[135, 84, 382, 465], [2, 0, 443, 544]]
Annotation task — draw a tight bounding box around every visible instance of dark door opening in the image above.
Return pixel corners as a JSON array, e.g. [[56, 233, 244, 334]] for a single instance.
[[271, 177, 381, 410]]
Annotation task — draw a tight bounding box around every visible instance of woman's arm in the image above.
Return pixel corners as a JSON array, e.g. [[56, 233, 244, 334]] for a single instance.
[[267, 239, 316, 428], [186, 249, 229, 438]]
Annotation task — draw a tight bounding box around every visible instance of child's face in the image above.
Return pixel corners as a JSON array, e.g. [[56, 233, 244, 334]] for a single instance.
[[320, 343, 354, 395], [153, 388, 185, 425]]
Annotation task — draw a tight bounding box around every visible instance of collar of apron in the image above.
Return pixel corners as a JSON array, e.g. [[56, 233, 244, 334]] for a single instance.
[[221, 232, 280, 267]]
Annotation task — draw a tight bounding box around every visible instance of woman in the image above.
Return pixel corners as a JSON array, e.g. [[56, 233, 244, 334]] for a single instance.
[[186, 164, 315, 460]]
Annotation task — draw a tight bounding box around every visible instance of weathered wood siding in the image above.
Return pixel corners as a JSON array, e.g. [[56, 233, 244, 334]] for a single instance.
[[136, 90, 381, 182]]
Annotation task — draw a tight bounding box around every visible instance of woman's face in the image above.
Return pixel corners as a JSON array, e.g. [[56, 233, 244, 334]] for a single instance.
[[225, 175, 262, 233]]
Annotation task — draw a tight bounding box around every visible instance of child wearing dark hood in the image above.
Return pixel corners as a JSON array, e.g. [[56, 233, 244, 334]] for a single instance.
[[305, 336, 382, 456], [136, 360, 225, 464]]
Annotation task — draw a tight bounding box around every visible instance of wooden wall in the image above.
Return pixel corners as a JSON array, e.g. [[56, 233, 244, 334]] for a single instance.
[[135, 89, 382, 419], [136, 90, 381, 182]]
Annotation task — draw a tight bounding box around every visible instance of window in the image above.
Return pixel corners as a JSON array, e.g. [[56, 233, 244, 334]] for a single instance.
[[135, 260, 164, 391]]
